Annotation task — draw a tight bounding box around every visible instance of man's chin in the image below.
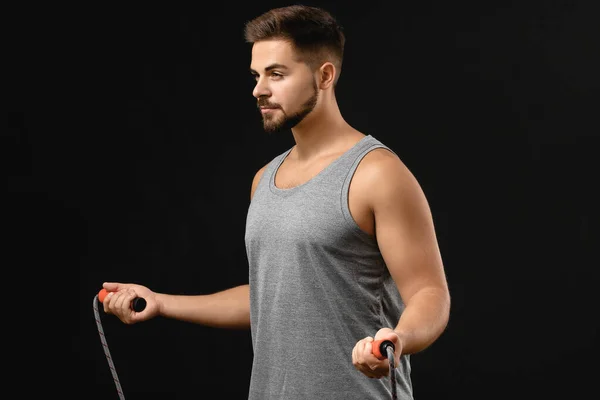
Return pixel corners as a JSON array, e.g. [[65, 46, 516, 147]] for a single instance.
[[262, 118, 285, 133], [263, 124, 283, 134]]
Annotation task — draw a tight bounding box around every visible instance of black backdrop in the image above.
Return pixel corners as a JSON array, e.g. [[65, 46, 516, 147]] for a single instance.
[[6, 0, 599, 398]]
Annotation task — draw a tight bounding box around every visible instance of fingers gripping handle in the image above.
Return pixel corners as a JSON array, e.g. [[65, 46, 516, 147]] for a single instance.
[[98, 288, 147, 312], [372, 339, 395, 360]]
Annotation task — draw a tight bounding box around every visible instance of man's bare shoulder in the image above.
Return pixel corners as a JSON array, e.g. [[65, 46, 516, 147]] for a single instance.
[[250, 163, 269, 200], [357, 147, 413, 181], [354, 147, 424, 203]]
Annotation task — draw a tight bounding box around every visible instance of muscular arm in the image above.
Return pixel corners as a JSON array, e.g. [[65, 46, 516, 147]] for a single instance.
[[364, 149, 451, 354]]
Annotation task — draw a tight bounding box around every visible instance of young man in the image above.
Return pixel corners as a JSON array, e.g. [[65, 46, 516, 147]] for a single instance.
[[102, 5, 451, 399]]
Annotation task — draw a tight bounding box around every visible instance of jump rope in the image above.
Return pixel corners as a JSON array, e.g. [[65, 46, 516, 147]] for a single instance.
[[93, 289, 146, 400], [94, 288, 398, 399]]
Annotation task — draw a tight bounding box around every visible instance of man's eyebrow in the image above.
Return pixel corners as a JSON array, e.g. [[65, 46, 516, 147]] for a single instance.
[[250, 63, 289, 74]]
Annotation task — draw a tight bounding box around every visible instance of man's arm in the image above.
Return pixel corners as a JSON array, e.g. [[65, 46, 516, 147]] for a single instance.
[[365, 149, 451, 354], [102, 282, 252, 329], [155, 285, 251, 329]]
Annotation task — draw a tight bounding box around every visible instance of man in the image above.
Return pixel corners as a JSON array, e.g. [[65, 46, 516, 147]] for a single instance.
[[102, 5, 450, 399]]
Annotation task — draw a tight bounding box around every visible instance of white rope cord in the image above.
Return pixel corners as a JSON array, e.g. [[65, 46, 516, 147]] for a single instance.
[[385, 344, 397, 400], [374, 339, 398, 399], [93, 294, 126, 400]]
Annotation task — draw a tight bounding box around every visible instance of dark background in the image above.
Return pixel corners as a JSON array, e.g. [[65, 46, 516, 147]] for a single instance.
[[6, 0, 598, 398]]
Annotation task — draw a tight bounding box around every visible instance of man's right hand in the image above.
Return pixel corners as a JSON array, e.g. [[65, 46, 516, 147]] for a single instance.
[[101, 282, 159, 324]]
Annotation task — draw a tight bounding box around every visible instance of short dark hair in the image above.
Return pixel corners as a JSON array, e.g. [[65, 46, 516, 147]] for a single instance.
[[244, 5, 345, 85]]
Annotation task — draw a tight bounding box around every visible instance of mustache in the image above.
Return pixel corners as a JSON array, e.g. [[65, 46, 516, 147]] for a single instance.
[[257, 98, 280, 109]]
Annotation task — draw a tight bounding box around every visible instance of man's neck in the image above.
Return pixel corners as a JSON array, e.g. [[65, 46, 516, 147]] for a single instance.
[[290, 103, 363, 161]]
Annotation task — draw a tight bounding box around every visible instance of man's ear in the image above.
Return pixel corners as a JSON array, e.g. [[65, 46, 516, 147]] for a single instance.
[[318, 62, 336, 89]]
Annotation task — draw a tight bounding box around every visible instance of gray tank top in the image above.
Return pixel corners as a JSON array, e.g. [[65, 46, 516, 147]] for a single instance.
[[245, 135, 413, 399]]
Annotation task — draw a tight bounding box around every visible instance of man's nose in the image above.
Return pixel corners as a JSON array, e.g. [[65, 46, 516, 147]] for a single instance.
[[252, 77, 271, 99]]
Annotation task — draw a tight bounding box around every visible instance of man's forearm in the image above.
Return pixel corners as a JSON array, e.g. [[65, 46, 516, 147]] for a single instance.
[[394, 287, 451, 354], [156, 284, 251, 329]]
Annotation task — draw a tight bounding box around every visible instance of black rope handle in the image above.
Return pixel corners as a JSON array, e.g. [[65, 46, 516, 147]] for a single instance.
[[373, 339, 398, 399]]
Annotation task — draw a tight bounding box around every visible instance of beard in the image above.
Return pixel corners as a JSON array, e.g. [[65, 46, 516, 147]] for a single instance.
[[258, 80, 319, 134]]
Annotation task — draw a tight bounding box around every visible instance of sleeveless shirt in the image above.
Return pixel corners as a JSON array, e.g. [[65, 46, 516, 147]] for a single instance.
[[244, 135, 413, 399]]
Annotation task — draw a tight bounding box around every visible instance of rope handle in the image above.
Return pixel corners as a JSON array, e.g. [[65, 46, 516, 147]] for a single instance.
[[372, 339, 398, 400]]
